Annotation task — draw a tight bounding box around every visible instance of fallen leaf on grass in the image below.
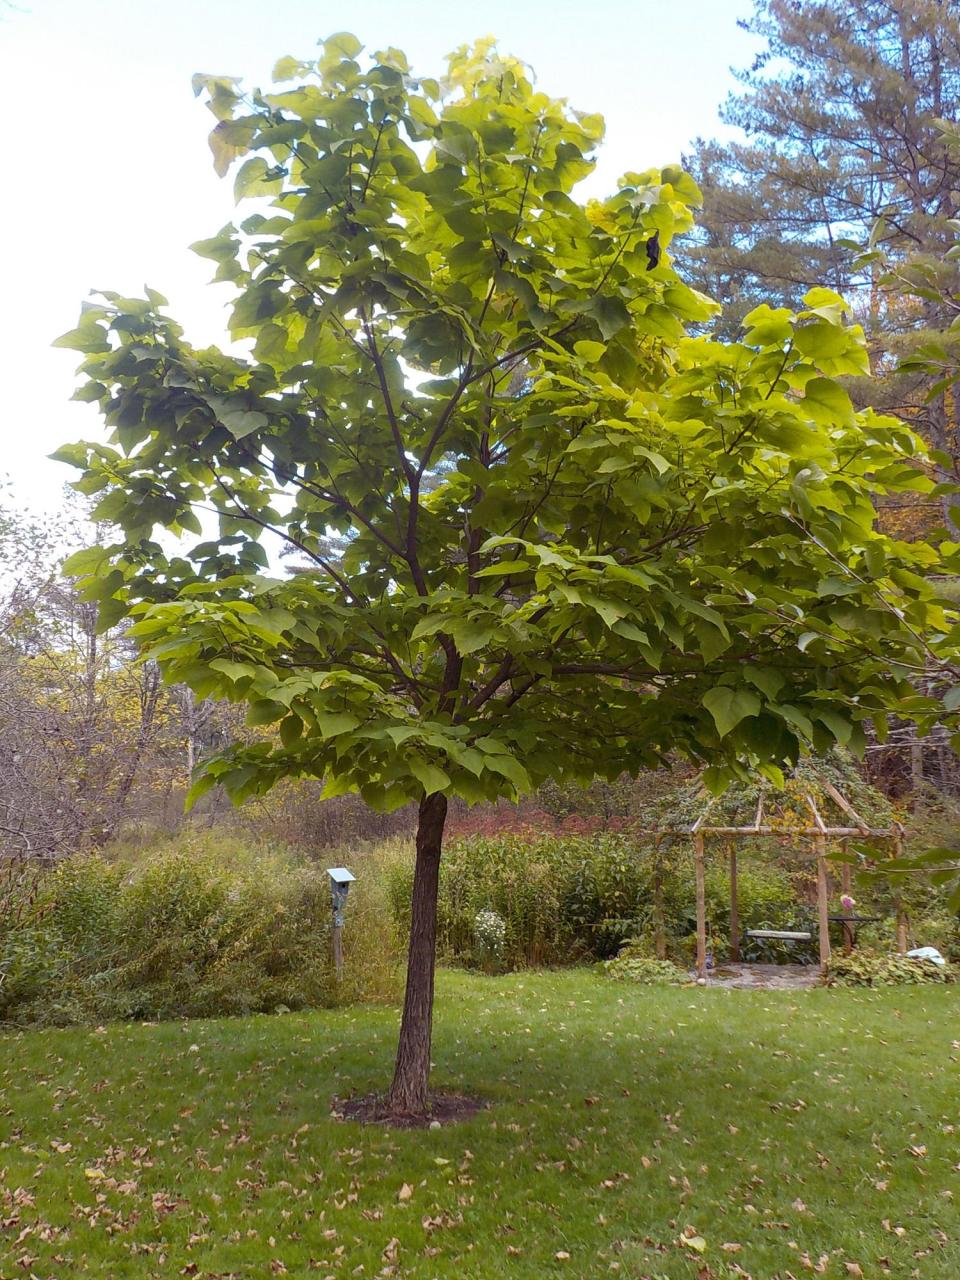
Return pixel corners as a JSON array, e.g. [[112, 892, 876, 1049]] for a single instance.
[[397, 1183, 413, 1202]]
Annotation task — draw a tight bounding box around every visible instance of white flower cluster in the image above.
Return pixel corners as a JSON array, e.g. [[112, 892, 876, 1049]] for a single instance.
[[473, 908, 506, 955]]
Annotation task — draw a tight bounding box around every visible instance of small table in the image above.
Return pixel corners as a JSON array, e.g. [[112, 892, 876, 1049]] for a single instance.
[[827, 914, 884, 950]]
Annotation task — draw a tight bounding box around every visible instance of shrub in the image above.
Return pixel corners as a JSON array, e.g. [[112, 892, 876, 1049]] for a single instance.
[[0, 833, 401, 1026], [384, 830, 813, 971], [907, 912, 960, 963], [826, 949, 957, 987], [0, 859, 65, 1020], [603, 943, 687, 986], [0, 923, 66, 1019], [561, 833, 656, 956], [387, 833, 581, 969]]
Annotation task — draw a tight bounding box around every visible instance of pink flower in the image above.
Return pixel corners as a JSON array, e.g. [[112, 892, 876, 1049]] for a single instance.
[[840, 893, 856, 911]]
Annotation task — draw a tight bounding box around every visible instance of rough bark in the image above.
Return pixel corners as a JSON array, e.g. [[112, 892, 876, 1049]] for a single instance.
[[387, 791, 448, 1116]]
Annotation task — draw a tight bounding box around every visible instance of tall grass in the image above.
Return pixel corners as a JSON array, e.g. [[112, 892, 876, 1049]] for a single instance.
[[0, 831, 404, 1027]]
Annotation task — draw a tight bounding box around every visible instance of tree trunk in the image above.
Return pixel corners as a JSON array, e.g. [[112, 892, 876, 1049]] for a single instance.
[[184, 685, 197, 778], [387, 791, 448, 1116]]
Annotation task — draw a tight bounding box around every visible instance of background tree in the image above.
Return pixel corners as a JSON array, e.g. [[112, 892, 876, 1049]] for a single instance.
[[0, 493, 244, 856], [682, 0, 960, 495], [57, 36, 960, 1116], [881, 119, 960, 395], [0, 566, 175, 857]]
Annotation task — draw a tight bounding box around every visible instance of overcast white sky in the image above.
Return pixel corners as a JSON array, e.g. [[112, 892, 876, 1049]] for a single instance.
[[0, 0, 758, 518]]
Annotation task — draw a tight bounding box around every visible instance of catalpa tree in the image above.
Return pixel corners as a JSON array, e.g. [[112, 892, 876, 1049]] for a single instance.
[[57, 36, 960, 1115]]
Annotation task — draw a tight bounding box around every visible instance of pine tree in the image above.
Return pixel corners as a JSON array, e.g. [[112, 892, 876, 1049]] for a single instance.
[[682, 0, 960, 482]]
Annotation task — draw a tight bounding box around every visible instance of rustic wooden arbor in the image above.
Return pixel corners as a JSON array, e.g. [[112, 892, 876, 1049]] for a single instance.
[[636, 774, 903, 980]]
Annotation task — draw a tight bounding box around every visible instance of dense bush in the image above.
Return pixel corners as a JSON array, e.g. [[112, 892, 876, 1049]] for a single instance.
[[602, 943, 688, 986], [0, 858, 61, 1015], [826, 949, 957, 987], [387, 833, 579, 969], [905, 912, 960, 962], [0, 834, 401, 1026], [386, 831, 810, 970]]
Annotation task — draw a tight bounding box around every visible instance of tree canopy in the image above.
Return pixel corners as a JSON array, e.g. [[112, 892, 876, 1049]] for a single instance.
[[57, 38, 960, 805], [54, 34, 960, 1111]]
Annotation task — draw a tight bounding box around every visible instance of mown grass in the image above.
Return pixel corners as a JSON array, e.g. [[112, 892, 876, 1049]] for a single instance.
[[1, 969, 958, 1278]]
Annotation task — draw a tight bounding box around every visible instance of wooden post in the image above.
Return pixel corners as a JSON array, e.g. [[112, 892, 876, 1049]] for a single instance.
[[893, 825, 908, 954], [694, 832, 707, 980], [653, 838, 666, 960], [895, 900, 909, 954], [816, 834, 831, 975], [729, 841, 740, 962], [840, 851, 853, 955]]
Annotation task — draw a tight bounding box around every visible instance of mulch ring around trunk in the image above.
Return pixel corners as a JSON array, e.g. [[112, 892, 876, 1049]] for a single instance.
[[333, 1091, 488, 1128]]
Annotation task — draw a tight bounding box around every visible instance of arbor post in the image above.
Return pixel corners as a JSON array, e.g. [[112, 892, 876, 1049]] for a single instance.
[[892, 825, 908, 954], [387, 792, 448, 1116], [841, 856, 854, 955], [895, 899, 909, 954], [694, 832, 707, 980], [816, 834, 831, 975], [728, 841, 739, 962], [653, 837, 666, 960]]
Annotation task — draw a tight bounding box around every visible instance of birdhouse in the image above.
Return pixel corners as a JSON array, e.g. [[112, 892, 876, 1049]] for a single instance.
[[326, 867, 356, 923]]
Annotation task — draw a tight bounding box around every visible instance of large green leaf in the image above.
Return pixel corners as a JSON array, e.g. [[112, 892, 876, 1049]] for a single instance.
[[702, 687, 761, 738], [409, 757, 450, 796]]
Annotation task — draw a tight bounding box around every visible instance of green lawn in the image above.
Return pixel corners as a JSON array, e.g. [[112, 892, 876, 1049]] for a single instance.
[[1, 970, 958, 1279]]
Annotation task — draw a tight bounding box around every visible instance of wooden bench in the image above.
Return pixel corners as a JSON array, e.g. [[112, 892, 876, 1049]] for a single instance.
[[745, 929, 813, 941]]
